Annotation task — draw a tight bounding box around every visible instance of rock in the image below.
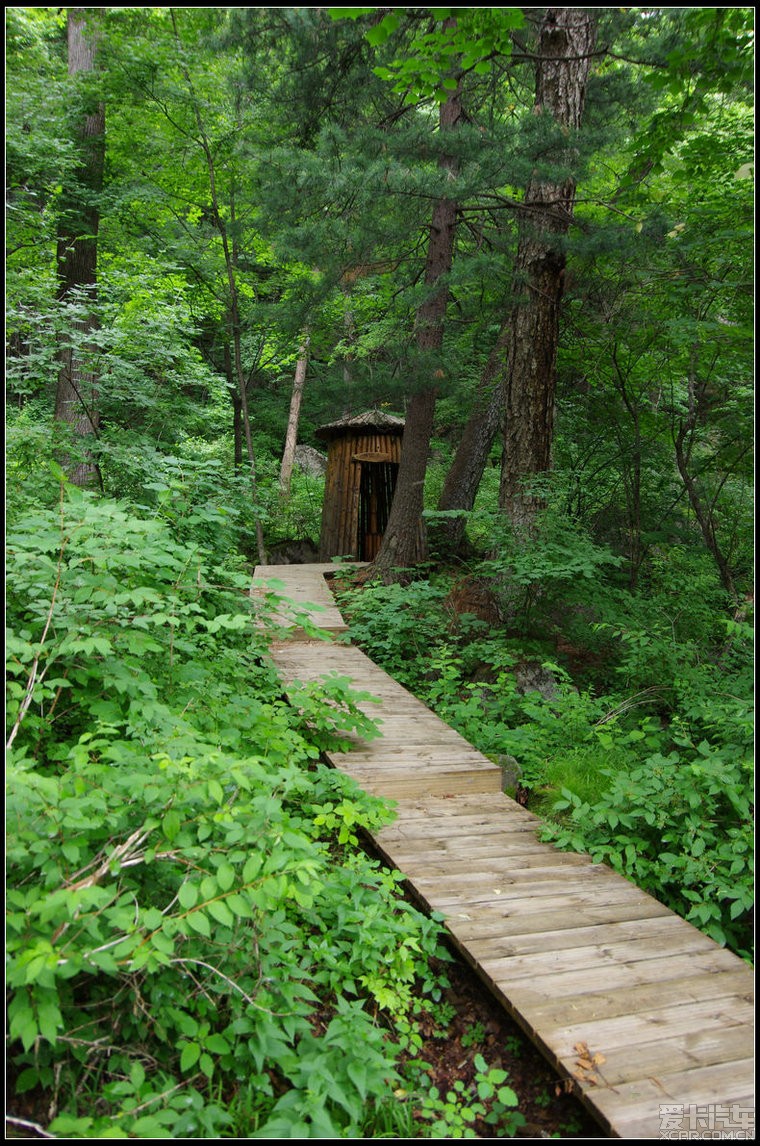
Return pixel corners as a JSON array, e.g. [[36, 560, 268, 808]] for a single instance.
[[514, 661, 562, 701], [267, 538, 319, 565], [497, 755, 522, 793], [294, 445, 327, 476]]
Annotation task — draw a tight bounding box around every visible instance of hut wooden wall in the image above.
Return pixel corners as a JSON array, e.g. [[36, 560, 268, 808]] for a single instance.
[[318, 431, 403, 560]]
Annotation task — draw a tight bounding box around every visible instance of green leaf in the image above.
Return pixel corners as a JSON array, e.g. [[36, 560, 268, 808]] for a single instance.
[[178, 881, 198, 909], [162, 810, 181, 842], [207, 898, 234, 927], [208, 779, 225, 805], [216, 862, 235, 892], [186, 910, 210, 937], [180, 1041, 201, 1072]]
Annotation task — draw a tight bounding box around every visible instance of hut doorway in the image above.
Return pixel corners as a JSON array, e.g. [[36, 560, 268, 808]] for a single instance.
[[357, 459, 399, 560]]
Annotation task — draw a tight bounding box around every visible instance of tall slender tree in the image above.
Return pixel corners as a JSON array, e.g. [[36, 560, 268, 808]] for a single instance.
[[372, 18, 462, 578], [170, 7, 267, 563], [279, 331, 311, 497], [55, 7, 105, 487]]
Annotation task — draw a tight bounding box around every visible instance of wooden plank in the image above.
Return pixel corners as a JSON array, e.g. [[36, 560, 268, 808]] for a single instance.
[[558, 1022, 755, 1087], [384, 794, 544, 827], [582, 1059, 756, 1139], [349, 774, 504, 799], [385, 838, 571, 863], [449, 913, 701, 958], [466, 929, 728, 983], [444, 898, 675, 941], [508, 968, 753, 1030], [476, 951, 745, 1003], [392, 851, 598, 879], [413, 870, 631, 904], [536, 993, 754, 1049], [330, 748, 501, 768], [377, 807, 543, 836], [613, 1089, 755, 1141]]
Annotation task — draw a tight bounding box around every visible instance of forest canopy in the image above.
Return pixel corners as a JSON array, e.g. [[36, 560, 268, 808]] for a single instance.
[[5, 6, 755, 1140]]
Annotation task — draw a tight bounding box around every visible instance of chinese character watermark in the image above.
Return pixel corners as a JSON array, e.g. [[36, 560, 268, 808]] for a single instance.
[[659, 1103, 755, 1139]]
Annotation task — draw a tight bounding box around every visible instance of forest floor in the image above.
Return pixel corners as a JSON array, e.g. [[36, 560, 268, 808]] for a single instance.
[[409, 948, 607, 1139]]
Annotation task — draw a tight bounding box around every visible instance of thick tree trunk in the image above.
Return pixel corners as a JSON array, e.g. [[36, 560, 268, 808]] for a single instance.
[[372, 38, 461, 579], [55, 8, 104, 488], [498, 8, 597, 531], [279, 333, 310, 497], [436, 9, 596, 546]]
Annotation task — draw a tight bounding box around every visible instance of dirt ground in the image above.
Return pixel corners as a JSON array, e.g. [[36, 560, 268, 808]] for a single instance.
[[414, 948, 607, 1139]]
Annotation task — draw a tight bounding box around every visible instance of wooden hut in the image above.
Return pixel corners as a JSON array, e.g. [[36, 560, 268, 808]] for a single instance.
[[315, 410, 404, 561]]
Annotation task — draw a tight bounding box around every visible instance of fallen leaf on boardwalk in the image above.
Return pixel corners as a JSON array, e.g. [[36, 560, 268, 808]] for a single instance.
[[570, 1041, 618, 1093]]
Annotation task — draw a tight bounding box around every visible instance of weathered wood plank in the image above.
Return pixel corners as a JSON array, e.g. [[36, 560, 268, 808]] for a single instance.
[[582, 1059, 756, 1139], [536, 993, 754, 1049], [334, 766, 504, 798], [450, 913, 702, 959], [507, 968, 753, 1030], [444, 899, 675, 941]]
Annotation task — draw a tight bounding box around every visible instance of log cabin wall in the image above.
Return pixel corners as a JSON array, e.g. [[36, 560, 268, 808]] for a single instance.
[[316, 417, 404, 560]]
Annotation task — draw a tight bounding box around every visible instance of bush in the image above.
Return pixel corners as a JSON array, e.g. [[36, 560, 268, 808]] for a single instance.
[[6, 480, 456, 1137]]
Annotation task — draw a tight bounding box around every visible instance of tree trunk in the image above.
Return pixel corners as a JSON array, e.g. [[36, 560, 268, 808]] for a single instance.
[[55, 8, 105, 488], [498, 8, 597, 531], [279, 332, 310, 497], [434, 324, 508, 553], [436, 9, 597, 546], [672, 349, 738, 603], [372, 34, 462, 580], [222, 343, 244, 469], [172, 9, 267, 565]]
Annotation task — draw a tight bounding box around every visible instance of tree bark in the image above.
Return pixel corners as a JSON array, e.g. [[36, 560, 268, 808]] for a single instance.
[[279, 332, 310, 497], [434, 324, 507, 553], [55, 8, 105, 488], [498, 8, 597, 531], [672, 348, 738, 602], [372, 31, 462, 580], [436, 9, 597, 547]]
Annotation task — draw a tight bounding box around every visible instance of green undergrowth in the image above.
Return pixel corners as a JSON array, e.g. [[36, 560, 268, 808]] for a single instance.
[[5, 480, 526, 1138], [333, 523, 754, 962]]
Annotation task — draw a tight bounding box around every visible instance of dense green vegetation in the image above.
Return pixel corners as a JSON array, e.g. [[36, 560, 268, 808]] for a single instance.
[[6, 5, 754, 1139]]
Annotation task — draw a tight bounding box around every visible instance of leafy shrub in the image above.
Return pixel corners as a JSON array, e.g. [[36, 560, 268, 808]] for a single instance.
[[6, 479, 456, 1137], [543, 691, 754, 959]]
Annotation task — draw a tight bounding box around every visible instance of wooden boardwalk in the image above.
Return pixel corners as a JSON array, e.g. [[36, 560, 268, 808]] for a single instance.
[[252, 564, 755, 1139]]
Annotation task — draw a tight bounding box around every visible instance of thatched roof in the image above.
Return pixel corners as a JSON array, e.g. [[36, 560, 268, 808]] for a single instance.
[[314, 408, 405, 442]]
